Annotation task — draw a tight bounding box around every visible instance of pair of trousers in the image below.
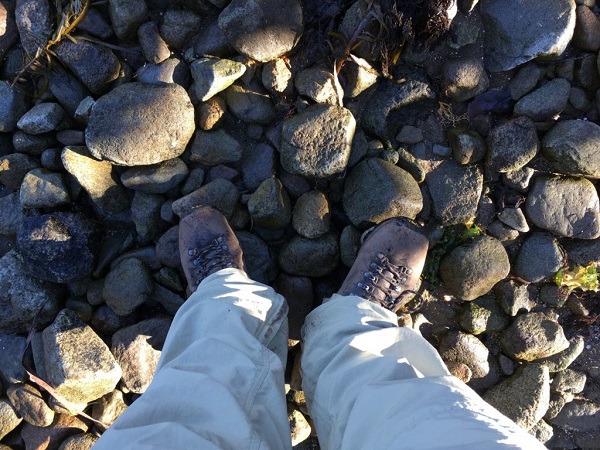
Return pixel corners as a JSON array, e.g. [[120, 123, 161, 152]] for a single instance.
[[95, 268, 546, 449]]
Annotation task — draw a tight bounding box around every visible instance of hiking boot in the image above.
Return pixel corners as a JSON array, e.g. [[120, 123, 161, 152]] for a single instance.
[[179, 206, 245, 291], [338, 217, 429, 313]]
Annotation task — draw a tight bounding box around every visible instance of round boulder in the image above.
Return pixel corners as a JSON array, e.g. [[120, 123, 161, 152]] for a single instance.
[[278, 233, 339, 277], [440, 236, 510, 301], [16, 212, 99, 283], [525, 175, 600, 239], [542, 119, 600, 178], [343, 158, 423, 229], [281, 104, 356, 179], [500, 312, 569, 361], [85, 82, 195, 166], [486, 116, 538, 173], [218, 0, 303, 63]]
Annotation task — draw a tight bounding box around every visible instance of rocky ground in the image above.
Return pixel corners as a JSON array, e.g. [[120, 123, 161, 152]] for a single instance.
[[1, 0, 600, 448]]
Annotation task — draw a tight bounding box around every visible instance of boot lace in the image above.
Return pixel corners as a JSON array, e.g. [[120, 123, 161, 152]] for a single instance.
[[188, 236, 239, 288], [355, 253, 423, 313]]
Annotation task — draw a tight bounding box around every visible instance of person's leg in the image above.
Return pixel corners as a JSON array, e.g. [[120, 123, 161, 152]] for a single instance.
[[95, 208, 292, 450], [301, 218, 546, 450]]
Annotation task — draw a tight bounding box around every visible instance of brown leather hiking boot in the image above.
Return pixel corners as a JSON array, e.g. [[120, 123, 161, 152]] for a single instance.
[[338, 217, 429, 313], [179, 206, 245, 291]]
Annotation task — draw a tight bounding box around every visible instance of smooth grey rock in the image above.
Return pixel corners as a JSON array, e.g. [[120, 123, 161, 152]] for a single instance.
[[510, 64, 542, 100], [0, 193, 24, 238], [15, 0, 52, 57], [197, 96, 227, 131], [281, 104, 355, 179], [131, 192, 164, 242], [86, 83, 195, 166], [426, 160, 482, 226], [42, 309, 122, 412], [550, 400, 600, 432], [438, 331, 491, 385], [21, 413, 88, 449], [542, 119, 600, 178], [190, 129, 242, 165], [54, 39, 121, 95], [340, 225, 361, 267], [500, 312, 569, 361], [564, 237, 600, 266], [171, 178, 239, 219], [440, 236, 510, 301], [503, 167, 535, 193], [552, 369, 587, 393], [109, 0, 148, 40], [0, 80, 29, 132], [443, 58, 489, 102], [19, 168, 70, 208], [569, 85, 591, 111], [48, 68, 92, 117], [12, 130, 57, 155], [362, 79, 436, 141], [91, 390, 128, 431], [274, 274, 312, 340], [0, 152, 39, 189], [497, 207, 529, 232], [135, 58, 191, 87], [574, 5, 600, 50], [137, 20, 170, 64], [241, 143, 276, 191], [236, 230, 273, 284], [153, 283, 184, 315], [514, 78, 571, 121], [342, 56, 379, 98], [448, 128, 486, 165], [0, 251, 61, 334], [225, 83, 276, 125], [103, 258, 153, 316], [295, 68, 340, 105], [41, 147, 64, 171], [247, 178, 292, 229], [0, 334, 26, 383], [193, 18, 232, 58], [483, 364, 550, 430], [279, 233, 339, 277], [121, 158, 189, 193], [486, 116, 538, 173], [59, 433, 98, 450], [292, 191, 330, 239], [493, 279, 534, 316], [480, 0, 576, 72], [91, 305, 136, 336], [159, 7, 202, 49], [515, 232, 565, 282], [61, 146, 131, 218], [396, 125, 424, 145], [191, 57, 246, 101], [459, 294, 509, 335], [17, 102, 64, 134], [525, 175, 600, 239], [343, 158, 423, 228], [218, 0, 303, 62], [155, 225, 180, 269], [7, 383, 54, 426], [111, 317, 171, 394], [262, 58, 294, 96], [0, 398, 21, 440], [17, 213, 99, 283]]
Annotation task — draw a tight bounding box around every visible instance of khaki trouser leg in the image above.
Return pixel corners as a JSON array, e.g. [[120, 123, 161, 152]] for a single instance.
[[94, 268, 291, 450], [301, 294, 547, 450]]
